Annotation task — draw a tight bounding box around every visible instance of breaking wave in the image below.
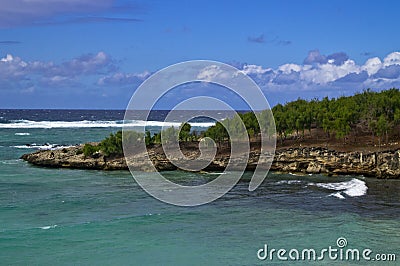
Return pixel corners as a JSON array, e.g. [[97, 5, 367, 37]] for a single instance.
[[0, 120, 215, 129], [310, 178, 368, 199], [13, 143, 74, 150], [15, 132, 30, 136]]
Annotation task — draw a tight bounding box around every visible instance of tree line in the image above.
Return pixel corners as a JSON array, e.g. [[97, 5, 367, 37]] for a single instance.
[[82, 88, 400, 157], [198, 88, 400, 145], [272, 88, 400, 144]]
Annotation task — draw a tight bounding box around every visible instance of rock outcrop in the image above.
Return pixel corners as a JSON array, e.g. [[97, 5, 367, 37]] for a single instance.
[[21, 145, 400, 179], [271, 147, 400, 178]]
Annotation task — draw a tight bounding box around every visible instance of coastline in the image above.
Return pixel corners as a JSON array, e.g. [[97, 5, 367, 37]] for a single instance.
[[21, 143, 400, 179]]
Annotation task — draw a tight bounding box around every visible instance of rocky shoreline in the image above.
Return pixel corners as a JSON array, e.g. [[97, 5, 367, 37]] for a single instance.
[[20, 144, 400, 179]]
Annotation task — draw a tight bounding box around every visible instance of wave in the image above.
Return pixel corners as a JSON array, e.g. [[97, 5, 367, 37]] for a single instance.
[[0, 119, 215, 129], [15, 132, 31, 136], [0, 159, 21, 165], [275, 180, 303, 185], [13, 143, 74, 150], [310, 178, 368, 199], [39, 225, 57, 230]]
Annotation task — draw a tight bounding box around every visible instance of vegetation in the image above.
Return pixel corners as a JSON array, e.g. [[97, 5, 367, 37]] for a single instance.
[[271, 88, 400, 145], [100, 130, 123, 156], [86, 88, 400, 157], [83, 131, 124, 157], [82, 143, 100, 157], [199, 88, 400, 146]]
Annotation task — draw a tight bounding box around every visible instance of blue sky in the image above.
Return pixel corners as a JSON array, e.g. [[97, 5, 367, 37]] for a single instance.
[[0, 0, 399, 109]]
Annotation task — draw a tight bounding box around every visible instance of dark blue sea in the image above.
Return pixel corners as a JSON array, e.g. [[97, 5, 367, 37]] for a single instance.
[[0, 110, 398, 265]]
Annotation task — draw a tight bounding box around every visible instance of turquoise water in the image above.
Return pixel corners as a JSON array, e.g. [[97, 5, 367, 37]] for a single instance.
[[1, 127, 399, 265]]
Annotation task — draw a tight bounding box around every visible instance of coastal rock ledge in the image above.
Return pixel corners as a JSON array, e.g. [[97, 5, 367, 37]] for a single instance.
[[21, 146, 400, 179]]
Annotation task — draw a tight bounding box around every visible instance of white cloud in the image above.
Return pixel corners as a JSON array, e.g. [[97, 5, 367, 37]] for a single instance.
[[59, 51, 114, 76], [241, 51, 400, 92], [242, 64, 272, 75], [278, 63, 303, 74], [0, 54, 14, 62], [383, 52, 400, 67], [362, 57, 382, 75], [303, 49, 327, 65], [299, 59, 360, 84], [2, 50, 400, 101], [197, 65, 229, 81], [97, 71, 150, 86], [0, 51, 115, 89]]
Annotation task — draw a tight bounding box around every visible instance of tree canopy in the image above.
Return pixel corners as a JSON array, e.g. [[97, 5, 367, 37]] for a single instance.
[[86, 88, 400, 157]]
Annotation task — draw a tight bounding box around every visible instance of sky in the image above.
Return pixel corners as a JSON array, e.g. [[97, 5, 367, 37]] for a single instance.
[[0, 0, 399, 109]]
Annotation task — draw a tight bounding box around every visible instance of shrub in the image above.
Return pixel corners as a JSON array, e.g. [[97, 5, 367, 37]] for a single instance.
[[83, 143, 101, 157], [99, 131, 123, 156]]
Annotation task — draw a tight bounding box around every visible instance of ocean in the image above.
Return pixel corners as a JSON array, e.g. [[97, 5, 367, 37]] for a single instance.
[[0, 110, 399, 265]]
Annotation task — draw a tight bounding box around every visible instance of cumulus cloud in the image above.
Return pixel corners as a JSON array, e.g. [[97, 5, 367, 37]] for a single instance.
[[383, 51, 400, 66], [197, 65, 230, 81], [303, 49, 328, 65], [58, 51, 115, 76], [373, 65, 400, 79], [273, 71, 300, 85], [242, 64, 273, 75], [335, 71, 369, 83], [97, 71, 150, 86], [327, 52, 349, 66], [3, 50, 400, 105], [0, 51, 116, 89], [242, 51, 400, 92], [362, 57, 382, 75], [303, 50, 349, 66]]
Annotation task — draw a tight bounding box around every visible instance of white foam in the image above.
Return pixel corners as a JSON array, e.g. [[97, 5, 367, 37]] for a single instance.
[[40, 225, 57, 230], [276, 180, 302, 185], [0, 159, 21, 165], [312, 178, 368, 198], [204, 172, 227, 175], [13, 143, 73, 150], [15, 132, 30, 136], [330, 192, 346, 199], [0, 120, 215, 129]]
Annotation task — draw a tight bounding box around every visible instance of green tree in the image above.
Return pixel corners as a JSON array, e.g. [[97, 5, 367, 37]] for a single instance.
[[204, 122, 228, 147], [240, 112, 260, 138], [82, 143, 100, 157], [179, 122, 191, 141], [376, 114, 389, 146], [145, 130, 152, 146], [161, 126, 178, 144], [394, 108, 400, 137], [100, 131, 124, 156]]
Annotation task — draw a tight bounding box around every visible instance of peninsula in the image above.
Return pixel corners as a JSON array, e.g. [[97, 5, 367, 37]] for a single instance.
[[22, 89, 400, 179]]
